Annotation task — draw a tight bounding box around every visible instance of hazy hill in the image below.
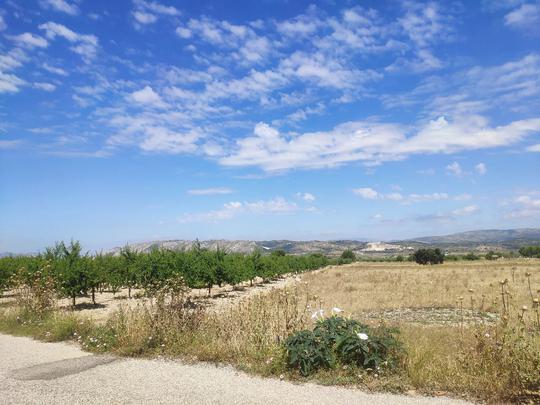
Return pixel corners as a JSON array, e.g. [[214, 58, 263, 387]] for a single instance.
[[405, 228, 540, 249], [108, 228, 540, 256]]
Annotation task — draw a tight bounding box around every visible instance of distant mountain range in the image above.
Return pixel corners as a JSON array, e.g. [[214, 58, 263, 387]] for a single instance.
[[405, 228, 540, 247], [106, 228, 540, 256], [2, 229, 538, 258]]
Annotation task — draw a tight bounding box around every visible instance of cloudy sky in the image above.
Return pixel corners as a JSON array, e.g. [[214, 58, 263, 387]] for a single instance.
[[1, 0, 539, 252]]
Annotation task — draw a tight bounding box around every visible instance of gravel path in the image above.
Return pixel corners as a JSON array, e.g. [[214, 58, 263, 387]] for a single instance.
[[0, 334, 471, 405]]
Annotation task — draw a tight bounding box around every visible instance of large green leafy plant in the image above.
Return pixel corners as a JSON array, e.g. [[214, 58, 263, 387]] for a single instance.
[[285, 315, 404, 376]]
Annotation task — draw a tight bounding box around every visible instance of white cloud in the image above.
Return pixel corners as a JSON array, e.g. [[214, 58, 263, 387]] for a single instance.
[[526, 143, 540, 152], [42, 63, 68, 76], [128, 86, 168, 108], [175, 26, 192, 38], [179, 197, 298, 223], [134, 0, 180, 16], [0, 139, 22, 149], [408, 193, 448, 202], [33, 82, 56, 91], [454, 193, 472, 201], [38, 22, 98, 60], [188, 188, 233, 195], [133, 11, 158, 24], [0, 72, 25, 93], [505, 3, 540, 29], [451, 205, 479, 216], [139, 126, 199, 154], [9, 33, 48, 49], [475, 162, 487, 175], [296, 192, 316, 201], [446, 161, 463, 176], [0, 15, 6, 31], [220, 116, 540, 172], [506, 194, 540, 218], [40, 0, 79, 15], [353, 187, 380, 199]]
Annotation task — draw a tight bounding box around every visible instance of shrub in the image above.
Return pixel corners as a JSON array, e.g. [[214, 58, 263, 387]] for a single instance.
[[519, 246, 540, 258], [285, 329, 335, 376], [285, 315, 403, 376], [463, 252, 481, 261], [412, 248, 444, 265], [338, 249, 356, 264]]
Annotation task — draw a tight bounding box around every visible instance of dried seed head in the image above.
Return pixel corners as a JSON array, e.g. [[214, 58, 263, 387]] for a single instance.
[[468, 289, 474, 293], [521, 305, 528, 311]]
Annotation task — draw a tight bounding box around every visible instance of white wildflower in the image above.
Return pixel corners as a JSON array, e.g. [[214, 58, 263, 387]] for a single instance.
[[332, 307, 343, 314], [357, 332, 369, 340]]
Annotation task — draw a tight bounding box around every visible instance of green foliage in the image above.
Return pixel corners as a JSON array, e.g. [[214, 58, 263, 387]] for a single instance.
[[518, 246, 540, 258], [338, 249, 356, 264], [412, 248, 444, 265], [0, 241, 331, 299], [285, 316, 403, 376], [463, 252, 481, 261], [285, 329, 335, 376]]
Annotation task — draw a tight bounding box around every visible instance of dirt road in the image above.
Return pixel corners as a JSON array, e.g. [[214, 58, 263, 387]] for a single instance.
[[0, 334, 471, 405]]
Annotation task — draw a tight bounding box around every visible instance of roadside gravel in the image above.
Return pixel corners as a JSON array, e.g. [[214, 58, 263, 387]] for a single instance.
[[0, 334, 472, 405]]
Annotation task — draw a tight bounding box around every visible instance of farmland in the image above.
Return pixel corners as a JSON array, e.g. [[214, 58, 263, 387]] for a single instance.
[[0, 246, 539, 403]]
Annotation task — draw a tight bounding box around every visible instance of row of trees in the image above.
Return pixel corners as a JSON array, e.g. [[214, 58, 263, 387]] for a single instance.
[[0, 241, 330, 305]]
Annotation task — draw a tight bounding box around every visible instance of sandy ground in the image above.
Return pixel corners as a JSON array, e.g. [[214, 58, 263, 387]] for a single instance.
[[0, 333, 471, 405], [0, 265, 337, 322], [0, 274, 301, 322]]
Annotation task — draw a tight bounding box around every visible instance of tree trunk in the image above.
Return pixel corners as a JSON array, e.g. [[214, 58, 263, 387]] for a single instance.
[[91, 286, 95, 305], [207, 285, 211, 297], [72, 295, 76, 307], [128, 286, 131, 299]]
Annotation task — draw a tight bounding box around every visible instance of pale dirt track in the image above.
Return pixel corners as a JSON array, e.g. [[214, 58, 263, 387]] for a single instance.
[[0, 334, 472, 405]]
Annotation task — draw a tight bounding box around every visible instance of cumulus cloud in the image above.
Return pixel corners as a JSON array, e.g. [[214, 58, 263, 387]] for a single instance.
[[475, 162, 487, 175], [139, 127, 199, 153], [296, 192, 316, 201], [353, 187, 381, 200], [446, 161, 463, 176], [128, 86, 168, 108], [414, 204, 479, 222], [354, 187, 451, 203], [0, 139, 22, 149], [38, 22, 98, 60], [40, 0, 79, 15], [188, 188, 234, 195], [42, 63, 68, 76], [505, 195, 540, 218], [179, 197, 298, 223], [526, 143, 540, 152], [33, 82, 56, 91], [220, 116, 540, 172], [9, 33, 49, 49], [0, 72, 25, 93], [504, 3, 540, 30]]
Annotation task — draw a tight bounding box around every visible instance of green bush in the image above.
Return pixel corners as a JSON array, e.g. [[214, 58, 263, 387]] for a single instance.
[[285, 315, 403, 376], [518, 246, 540, 258], [412, 248, 444, 265], [285, 329, 335, 376]]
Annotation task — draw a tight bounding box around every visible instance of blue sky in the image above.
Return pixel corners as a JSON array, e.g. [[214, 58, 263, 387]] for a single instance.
[[1, 0, 539, 252]]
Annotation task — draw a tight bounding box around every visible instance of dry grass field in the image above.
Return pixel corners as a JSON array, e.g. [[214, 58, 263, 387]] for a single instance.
[[301, 259, 538, 316], [1, 259, 538, 403], [299, 259, 540, 401]]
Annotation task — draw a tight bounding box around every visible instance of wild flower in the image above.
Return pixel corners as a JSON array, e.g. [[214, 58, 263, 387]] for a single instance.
[[331, 307, 343, 314], [357, 332, 369, 340], [311, 309, 324, 321]]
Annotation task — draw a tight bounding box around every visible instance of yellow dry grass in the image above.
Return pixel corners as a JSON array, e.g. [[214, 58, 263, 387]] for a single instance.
[[300, 259, 540, 402], [301, 259, 539, 315]]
